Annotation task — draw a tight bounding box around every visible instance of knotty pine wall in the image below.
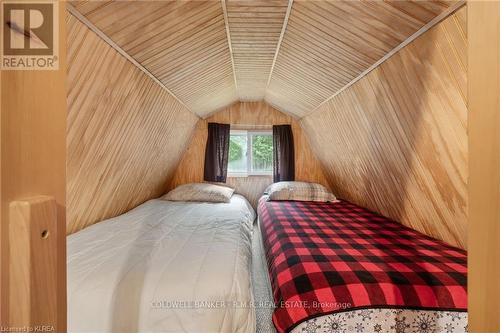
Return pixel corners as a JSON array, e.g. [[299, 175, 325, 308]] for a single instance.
[[66, 14, 199, 234], [169, 101, 330, 207], [301, 8, 467, 249]]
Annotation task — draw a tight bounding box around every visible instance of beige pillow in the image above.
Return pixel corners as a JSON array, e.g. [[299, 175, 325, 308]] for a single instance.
[[266, 181, 337, 202], [162, 183, 235, 203]]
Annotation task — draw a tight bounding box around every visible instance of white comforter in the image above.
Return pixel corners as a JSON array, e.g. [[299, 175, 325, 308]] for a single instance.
[[67, 195, 256, 333]]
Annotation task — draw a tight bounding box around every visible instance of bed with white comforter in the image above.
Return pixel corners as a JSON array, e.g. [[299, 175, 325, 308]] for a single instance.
[[67, 194, 256, 333]]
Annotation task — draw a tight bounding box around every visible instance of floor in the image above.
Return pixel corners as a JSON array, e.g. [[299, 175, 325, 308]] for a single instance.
[[252, 218, 277, 333]]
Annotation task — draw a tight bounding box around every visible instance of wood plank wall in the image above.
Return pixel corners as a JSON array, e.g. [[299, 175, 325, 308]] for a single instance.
[[301, 8, 467, 249], [66, 13, 199, 234], [468, 2, 500, 331], [170, 101, 329, 207]]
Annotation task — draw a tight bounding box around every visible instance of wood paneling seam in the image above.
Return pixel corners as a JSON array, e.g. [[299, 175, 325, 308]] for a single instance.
[[221, 0, 239, 94], [265, 0, 294, 89], [201, 100, 238, 120], [263, 99, 300, 120]]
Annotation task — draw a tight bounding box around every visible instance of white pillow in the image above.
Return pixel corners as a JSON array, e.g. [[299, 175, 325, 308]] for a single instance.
[[162, 183, 235, 203], [266, 181, 337, 202]]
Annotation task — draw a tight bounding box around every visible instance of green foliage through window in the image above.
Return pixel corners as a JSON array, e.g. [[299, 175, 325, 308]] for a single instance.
[[229, 136, 244, 162], [252, 135, 273, 171], [228, 131, 273, 174], [228, 134, 247, 173]]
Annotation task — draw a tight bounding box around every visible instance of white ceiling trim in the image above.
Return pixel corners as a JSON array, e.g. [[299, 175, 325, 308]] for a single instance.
[[66, 3, 198, 119], [265, 0, 294, 90], [303, 0, 467, 118], [221, 0, 239, 95]]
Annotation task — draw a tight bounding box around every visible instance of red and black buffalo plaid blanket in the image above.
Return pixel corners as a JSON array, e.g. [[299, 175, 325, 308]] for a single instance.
[[258, 198, 467, 333]]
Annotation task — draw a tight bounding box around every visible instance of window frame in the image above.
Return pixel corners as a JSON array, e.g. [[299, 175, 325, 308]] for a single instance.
[[228, 129, 273, 177]]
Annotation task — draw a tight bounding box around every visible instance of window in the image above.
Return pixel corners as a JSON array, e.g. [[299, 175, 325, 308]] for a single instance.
[[228, 130, 273, 176]]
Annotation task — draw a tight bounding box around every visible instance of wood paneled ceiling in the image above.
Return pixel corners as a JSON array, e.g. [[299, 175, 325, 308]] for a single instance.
[[69, 0, 237, 117], [68, 0, 461, 118], [225, 0, 289, 101]]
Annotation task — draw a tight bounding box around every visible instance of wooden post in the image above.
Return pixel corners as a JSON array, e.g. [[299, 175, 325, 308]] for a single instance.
[[0, 1, 67, 331], [468, 1, 500, 332], [9, 197, 58, 329]]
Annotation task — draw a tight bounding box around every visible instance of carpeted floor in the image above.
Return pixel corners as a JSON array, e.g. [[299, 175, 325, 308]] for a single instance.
[[252, 218, 277, 333]]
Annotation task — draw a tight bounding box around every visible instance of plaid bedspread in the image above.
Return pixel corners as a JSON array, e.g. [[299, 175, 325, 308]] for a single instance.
[[258, 198, 467, 333]]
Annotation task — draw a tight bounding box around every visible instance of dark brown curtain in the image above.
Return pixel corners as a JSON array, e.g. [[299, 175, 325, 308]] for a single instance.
[[273, 124, 295, 182], [204, 122, 230, 182]]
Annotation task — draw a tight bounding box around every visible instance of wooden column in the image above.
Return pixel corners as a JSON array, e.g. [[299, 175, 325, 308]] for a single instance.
[[9, 197, 58, 328], [0, 2, 67, 331], [468, 2, 500, 332]]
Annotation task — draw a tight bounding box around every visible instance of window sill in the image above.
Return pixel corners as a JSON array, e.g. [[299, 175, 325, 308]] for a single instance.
[[228, 174, 272, 178]]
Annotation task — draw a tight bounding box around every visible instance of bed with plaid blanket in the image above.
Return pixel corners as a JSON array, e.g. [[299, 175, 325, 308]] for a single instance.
[[258, 198, 467, 333]]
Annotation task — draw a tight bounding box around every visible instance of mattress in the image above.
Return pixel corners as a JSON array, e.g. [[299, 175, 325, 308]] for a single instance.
[[258, 197, 467, 333], [67, 194, 256, 333]]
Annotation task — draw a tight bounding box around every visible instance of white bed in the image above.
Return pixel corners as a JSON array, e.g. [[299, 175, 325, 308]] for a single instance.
[[67, 194, 256, 333]]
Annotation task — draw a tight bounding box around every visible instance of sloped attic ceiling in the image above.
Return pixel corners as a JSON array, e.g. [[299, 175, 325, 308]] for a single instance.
[[68, 0, 460, 118]]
